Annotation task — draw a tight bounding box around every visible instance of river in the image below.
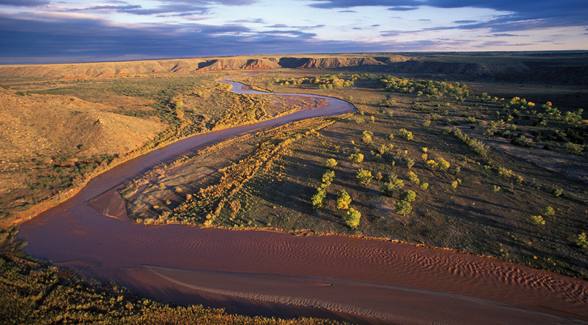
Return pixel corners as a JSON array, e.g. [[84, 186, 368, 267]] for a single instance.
[[17, 77, 588, 324]]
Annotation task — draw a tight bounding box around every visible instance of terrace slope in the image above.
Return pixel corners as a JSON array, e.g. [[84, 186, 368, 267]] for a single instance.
[[2, 52, 585, 84], [0, 89, 166, 161]]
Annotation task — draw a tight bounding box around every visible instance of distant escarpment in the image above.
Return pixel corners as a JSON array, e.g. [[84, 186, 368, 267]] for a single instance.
[[1, 52, 586, 84]]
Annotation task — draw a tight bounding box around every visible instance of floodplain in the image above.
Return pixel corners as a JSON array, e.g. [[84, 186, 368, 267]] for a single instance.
[[1, 51, 588, 324]]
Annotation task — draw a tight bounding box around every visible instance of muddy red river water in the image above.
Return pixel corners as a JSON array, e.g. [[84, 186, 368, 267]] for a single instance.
[[17, 79, 588, 324]]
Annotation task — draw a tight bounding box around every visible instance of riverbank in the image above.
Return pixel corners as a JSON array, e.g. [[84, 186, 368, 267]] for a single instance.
[[13, 78, 588, 323]]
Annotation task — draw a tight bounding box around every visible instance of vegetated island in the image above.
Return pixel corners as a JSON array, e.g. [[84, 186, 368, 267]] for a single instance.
[[1, 51, 588, 323]]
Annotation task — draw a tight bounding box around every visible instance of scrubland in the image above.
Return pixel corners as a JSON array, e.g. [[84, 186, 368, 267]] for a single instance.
[[1, 52, 587, 322]]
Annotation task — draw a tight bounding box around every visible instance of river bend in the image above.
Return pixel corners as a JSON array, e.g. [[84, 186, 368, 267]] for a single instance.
[[18, 78, 588, 324]]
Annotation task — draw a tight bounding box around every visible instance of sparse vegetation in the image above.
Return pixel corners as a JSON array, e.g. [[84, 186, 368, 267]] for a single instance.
[[3, 54, 588, 319], [345, 208, 361, 229]]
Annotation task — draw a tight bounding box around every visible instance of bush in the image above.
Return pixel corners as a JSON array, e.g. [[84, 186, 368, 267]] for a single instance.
[[402, 190, 416, 202], [311, 187, 326, 209], [406, 158, 415, 169], [348, 153, 364, 164], [381, 179, 404, 196], [493, 185, 501, 193], [395, 200, 412, 215], [407, 171, 419, 184], [544, 206, 555, 216], [337, 190, 352, 210], [576, 233, 588, 249], [419, 182, 429, 190], [554, 188, 563, 197], [530, 215, 545, 226], [426, 158, 450, 172], [565, 142, 585, 155], [398, 128, 414, 141], [325, 158, 337, 168], [345, 208, 361, 229], [322, 170, 335, 185], [362, 131, 373, 144], [356, 169, 372, 186], [451, 181, 458, 189]]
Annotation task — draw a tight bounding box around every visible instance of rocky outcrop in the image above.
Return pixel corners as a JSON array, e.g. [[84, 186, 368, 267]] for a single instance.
[[295, 57, 384, 69], [1, 54, 586, 84], [198, 58, 281, 70]]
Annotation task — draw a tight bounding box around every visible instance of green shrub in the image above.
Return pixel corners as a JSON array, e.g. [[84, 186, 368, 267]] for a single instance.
[[311, 187, 327, 209], [407, 171, 419, 184], [322, 170, 335, 184], [337, 190, 352, 210], [362, 130, 373, 144], [419, 182, 429, 190], [356, 169, 372, 186], [406, 158, 415, 169], [325, 158, 337, 168], [345, 208, 361, 229], [395, 200, 412, 215], [381, 179, 404, 196], [426, 158, 450, 172], [451, 181, 458, 189], [544, 206, 555, 216], [530, 215, 545, 226], [576, 233, 588, 248], [493, 185, 501, 193], [374, 171, 383, 181], [402, 190, 416, 202], [565, 142, 585, 155], [398, 128, 413, 141], [554, 188, 563, 197], [348, 153, 364, 164]]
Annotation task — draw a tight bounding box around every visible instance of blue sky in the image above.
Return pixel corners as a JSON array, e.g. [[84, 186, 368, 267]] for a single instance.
[[0, 0, 586, 64]]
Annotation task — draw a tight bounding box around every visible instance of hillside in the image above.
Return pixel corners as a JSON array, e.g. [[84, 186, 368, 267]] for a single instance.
[[0, 89, 165, 161], [1, 52, 586, 84]]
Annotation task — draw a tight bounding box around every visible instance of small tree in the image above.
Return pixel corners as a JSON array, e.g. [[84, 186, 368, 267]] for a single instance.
[[544, 206, 555, 216], [362, 131, 373, 144], [407, 171, 419, 184], [356, 169, 372, 186], [381, 179, 404, 196], [395, 200, 412, 215], [402, 190, 416, 202], [322, 170, 335, 185], [345, 208, 361, 229], [337, 190, 352, 210], [435, 158, 450, 171], [420, 182, 429, 190], [326, 158, 337, 168], [348, 153, 364, 164], [311, 187, 327, 209]]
